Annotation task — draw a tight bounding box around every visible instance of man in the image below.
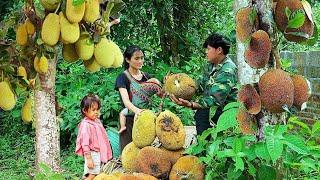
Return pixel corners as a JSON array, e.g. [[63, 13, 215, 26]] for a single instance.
[[170, 33, 238, 135]]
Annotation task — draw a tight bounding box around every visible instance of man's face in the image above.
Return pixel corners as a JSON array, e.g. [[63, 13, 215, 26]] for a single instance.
[[206, 45, 222, 64]]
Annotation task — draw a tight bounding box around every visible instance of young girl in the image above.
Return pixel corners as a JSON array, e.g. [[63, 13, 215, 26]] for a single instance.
[[75, 94, 112, 180]]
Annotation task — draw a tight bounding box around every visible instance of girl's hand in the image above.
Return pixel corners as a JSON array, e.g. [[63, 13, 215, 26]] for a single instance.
[[87, 159, 94, 169]]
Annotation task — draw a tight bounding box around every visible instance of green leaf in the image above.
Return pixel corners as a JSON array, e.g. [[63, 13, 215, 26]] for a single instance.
[[312, 121, 320, 135], [208, 140, 221, 156], [217, 149, 235, 158], [288, 116, 311, 135], [257, 165, 276, 180], [247, 161, 256, 176], [72, 0, 85, 6], [38, 162, 52, 175], [300, 23, 318, 46], [266, 136, 283, 163], [283, 134, 308, 154], [274, 125, 287, 136], [110, 0, 126, 19], [280, 58, 292, 70], [223, 101, 240, 111], [234, 156, 244, 171], [254, 143, 271, 161], [248, 8, 257, 25], [287, 10, 305, 29], [216, 108, 238, 132], [233, 137, 243, 153]]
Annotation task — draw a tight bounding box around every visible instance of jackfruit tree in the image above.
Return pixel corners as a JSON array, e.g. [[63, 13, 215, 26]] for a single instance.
[[234, 0, 317, 139], [0, 0, 125, 171]]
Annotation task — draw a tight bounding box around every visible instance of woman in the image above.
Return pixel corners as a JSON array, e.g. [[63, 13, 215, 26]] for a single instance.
[[115, 45, 161, 152]]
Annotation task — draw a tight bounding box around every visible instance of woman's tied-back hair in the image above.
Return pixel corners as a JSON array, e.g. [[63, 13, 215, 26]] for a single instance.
[[80, 94, 101, 116], [203, 33, 231, 55], [123, 45, 144, 69]]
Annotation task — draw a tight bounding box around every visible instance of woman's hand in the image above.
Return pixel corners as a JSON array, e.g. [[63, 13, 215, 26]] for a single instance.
[[169, 94, 192, 108]]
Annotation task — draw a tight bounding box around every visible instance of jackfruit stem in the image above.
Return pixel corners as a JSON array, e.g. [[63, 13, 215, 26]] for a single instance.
[[54, 2, 61, 14], [272, 48, 281, 69]]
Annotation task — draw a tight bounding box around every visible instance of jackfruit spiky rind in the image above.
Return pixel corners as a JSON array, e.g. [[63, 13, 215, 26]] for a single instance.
[[0, 81, 16, 111], [137, 146, 171, 179], [75, 34, 94, 61], [39, 56, 49, 74], [59, 12, 80, 44], [291, 75, 309, 108], [156, 110, 186, 150], [236, 108, 255, 135], [16, 23, 28, 46], [41, 13, 60, 46], [169, 155, 204, 180], [83, 0, 100, 23], [259, 69, 294, 113], [275, 0, 314, 42], [40, 0, 61, 11], [25, 19, 35, 35], [83, 57, 101, 73], [238, 84, 261, 115], [164, 73, 196, 100], [119, 173, 157, 180], [62, 44, 79, 63], [236, 7, 259, 42], [121, 142, 140, 172], [244, 30, 271, 68], [22, 97, 32, 124], [132, 110, 156, 148], [160, 146, 184, 165], [94, 173, 118, 180], [66, 0, 85, 23], [94, 38, 117, 68]]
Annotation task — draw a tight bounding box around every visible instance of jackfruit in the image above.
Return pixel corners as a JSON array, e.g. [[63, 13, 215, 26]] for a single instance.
[[259, 69, 294, 113], [25, 19, 35, 35], [66, 0, 85, 23], [121, 142, 140, 172], [17, 66, 27, 80], [236, 108, 255, 135], [291, 75, 309, 109], [84, 0, 100, 23], [83, 57, 101, 73], [0, 81, 16, 111], [94, 38, 116, 68], [238, 84, 261, 115], [160, 146, 184, 165], [236, 7, 259, 42], [62, 44, 79, 63], [275, 0, 314, 42], [169, 155, 204, 180], [136, 146, 171, 179], [39, 55, 49, 74], [59, 12, 80, 44], [164, 73, 196, 100], [40, 0, 61, 11], [244, 30, 271, 68], [22, 97, 33, 124], [16, 23, 28, 46], [119, 173, 157, 180], [112, 43, 124, 68], [132, 110, 156, 148], [34, 56, 41, 73], [41, 13, 60, 46], [94, 173, 118, 180], [75, 33, 94, 60], [156, 110, 186, 150]]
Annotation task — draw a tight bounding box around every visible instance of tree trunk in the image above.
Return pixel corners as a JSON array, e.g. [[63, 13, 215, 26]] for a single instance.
[[35, 53, 60, 171]]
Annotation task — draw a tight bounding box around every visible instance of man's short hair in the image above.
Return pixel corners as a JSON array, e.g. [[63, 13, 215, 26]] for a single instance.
[[203, 33, 231, 55]]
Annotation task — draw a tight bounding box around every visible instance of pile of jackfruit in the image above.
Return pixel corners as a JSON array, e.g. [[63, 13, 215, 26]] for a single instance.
[[95, 110, 204, 180]]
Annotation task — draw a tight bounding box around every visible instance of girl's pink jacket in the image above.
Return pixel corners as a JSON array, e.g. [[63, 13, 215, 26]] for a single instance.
[[75, 118, 112, 163]]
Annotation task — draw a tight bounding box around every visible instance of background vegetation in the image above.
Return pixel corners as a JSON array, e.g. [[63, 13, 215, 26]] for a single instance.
[[0, 0, 319, 178]]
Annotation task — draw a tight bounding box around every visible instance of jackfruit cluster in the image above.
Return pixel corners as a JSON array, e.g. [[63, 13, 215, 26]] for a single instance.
[[164, 73, 196, 100]]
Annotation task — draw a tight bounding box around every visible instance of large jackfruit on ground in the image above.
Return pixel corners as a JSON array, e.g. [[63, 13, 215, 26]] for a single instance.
[[66, 0, 85, 23], [236, 7, 259, 42], [132, 110, 156, 148], [22, 97, 33, 124], [164, 73, 196, 100], [291, 75, 309, 109], [75, 33, 94, 61], [169, 155, 204, 180], [0, 81, 16, 111], [238, 84, 261, 115], [136, 146, 171, 179], [59, 12, 80, 44], [41, 13, 60, 46], [84, 0, 100, 23], [121, 142, 140, 172], [244, 30, 271, 68], [259, 69, 294, 113], [156, 110, 186, 150], [275, 0, 314, 42]]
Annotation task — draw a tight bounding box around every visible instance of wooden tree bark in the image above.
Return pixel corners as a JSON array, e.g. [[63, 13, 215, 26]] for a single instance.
[[34, 53, 60, 171]]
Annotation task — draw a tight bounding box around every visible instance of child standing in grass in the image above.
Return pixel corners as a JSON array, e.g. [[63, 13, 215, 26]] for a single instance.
[[75, 94, 112, 180]]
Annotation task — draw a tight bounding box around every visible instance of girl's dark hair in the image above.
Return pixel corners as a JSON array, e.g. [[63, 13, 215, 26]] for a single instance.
[[80, 94, 101, 116], [203, 33, 231, 55], [123, 45, 144, 69]]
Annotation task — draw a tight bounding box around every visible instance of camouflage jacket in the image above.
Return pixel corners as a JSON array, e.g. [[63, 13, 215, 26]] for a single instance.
[[196, 56, 238, 108]]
